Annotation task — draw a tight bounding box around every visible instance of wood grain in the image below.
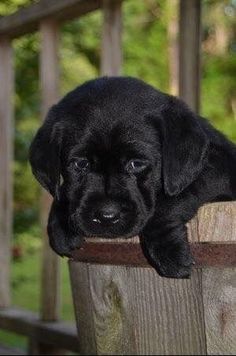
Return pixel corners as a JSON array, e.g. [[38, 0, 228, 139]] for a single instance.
[[69, 262, 97, 355], [0, 37, 13, 308], [196, 202, 236, 242], [39, 19, 60, 322], [69, 263, 206, 355], [187, 214, 200, 243], [101, 0, 122, 76], [129, 268, 206, 355], [179, 0, 201, 112], [202, 268, 236, 355], [90, 264, 137, 354]]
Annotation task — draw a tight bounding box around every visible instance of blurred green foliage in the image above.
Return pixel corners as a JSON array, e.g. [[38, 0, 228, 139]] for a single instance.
[[0, 0, 235, 247]]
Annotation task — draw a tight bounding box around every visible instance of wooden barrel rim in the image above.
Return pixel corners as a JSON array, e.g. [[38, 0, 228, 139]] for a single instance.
[[70, 242, 236, 268]]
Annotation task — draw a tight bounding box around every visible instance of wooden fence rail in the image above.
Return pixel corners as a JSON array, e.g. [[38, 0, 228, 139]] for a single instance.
[[0, 38, 14, 308], [179, 0, 201, 112], [101, 0, 122, 76], [0, 0, 101, 38], [40, 18, 60, 323]]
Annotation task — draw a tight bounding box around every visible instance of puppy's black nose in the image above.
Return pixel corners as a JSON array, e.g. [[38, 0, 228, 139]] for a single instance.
[[93, 204, 120, 225]]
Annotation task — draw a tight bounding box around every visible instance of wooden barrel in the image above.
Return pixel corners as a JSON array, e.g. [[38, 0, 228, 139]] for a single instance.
[[69, 202, 236, 355]]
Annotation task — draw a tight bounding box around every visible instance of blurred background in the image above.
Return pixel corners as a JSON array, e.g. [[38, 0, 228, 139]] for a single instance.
[[0, 0, 235, 351]]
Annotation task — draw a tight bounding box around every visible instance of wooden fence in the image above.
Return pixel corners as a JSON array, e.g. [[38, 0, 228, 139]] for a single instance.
[[0, 0, 235, 355]]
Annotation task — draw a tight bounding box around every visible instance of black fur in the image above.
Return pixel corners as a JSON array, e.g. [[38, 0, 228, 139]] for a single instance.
[[29, 77, 236, 278]]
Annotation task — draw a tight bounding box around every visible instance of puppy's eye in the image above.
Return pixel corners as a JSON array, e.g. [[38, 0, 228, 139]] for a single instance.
[[126, 159, 147, 174], [72, 158, 90, 171]]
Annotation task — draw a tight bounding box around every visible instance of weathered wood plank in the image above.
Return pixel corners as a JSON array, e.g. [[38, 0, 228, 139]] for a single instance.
[[0, 308, 79, 353], [187, 211, 200, 243], [101, 0, 122, 76], [196, 202, 236, 242], [88, 264, 136, 355], [40, 18, 59, 119], [69, 262, 97, 355], [167, 0, 179, 96], [69, 263, 206, 355], [39, 19, 60, 322], [202, 268, 236, 355], [130, 268, 206, 355], [0, 37, 14, 308], [179, 0, 201, 112], [0, 0, 101, 38]]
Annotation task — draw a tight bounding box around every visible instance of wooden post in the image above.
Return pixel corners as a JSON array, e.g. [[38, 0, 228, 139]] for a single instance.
[[69, 202, 236, 355], [0, 37, 13, 308], [39, 19, 60, 322], [101, 0, 122, 76], [179, 0, 201, 112], [167, 0, 179, 96]]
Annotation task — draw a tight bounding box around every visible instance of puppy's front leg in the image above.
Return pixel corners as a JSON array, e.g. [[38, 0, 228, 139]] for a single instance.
[[141, 221, 194, 279], [48, 199, 84, 257]]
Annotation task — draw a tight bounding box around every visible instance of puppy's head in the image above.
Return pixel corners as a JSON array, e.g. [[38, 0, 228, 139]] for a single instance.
[[30, 77, 208, 255]]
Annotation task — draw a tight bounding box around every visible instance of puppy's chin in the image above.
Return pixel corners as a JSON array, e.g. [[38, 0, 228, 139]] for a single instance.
[[79, 218, 145, 240], [71, 210, 150, 241], [83, 230, 139, 240], [81, 226, 138, 239]]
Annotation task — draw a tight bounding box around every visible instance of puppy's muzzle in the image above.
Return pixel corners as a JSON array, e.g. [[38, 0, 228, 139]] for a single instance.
[[78, 196, 138, 237]]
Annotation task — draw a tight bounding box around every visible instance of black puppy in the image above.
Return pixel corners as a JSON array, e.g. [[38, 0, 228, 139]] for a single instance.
[[30, 77, 236, 278]]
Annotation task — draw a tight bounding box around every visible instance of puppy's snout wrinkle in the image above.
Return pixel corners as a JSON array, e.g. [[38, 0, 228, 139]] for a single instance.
[[93, 203, 121, 225]]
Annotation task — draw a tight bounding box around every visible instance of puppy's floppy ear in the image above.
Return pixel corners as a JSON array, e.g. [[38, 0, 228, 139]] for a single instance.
[[160, 96, 209, 196], [29, 106, 62, 199]]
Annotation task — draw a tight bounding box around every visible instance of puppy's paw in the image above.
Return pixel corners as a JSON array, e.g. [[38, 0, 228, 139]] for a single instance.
[[144, 242, 194, 279], [47, 211, 85, 257], [155, 258, 193, 279], [48, 230, 84, 258]]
